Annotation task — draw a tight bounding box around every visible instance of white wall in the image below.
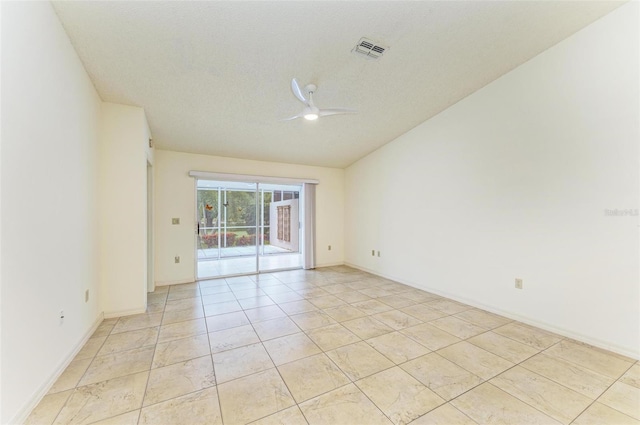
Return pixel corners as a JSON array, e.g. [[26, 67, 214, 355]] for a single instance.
[[155, 150, 344, 285], [345, 3, 639, 358], [1, 2, 102, 422], [100, 103, 152, 317]]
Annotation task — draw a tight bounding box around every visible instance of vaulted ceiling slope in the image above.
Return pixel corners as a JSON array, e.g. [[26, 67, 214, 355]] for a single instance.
[[52, 1, 623, 168]]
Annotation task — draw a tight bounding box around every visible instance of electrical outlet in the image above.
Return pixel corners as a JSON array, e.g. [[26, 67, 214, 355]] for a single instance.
[[371, 250, 375, 256], [175, 256, 180, 264], [85, 289, 89, 303], [60, 310, 65, 324], [377, 251, 380, 257], [172, 218, 180, 225], [515, 278, 523, 289], [328, 245, 332, 251]]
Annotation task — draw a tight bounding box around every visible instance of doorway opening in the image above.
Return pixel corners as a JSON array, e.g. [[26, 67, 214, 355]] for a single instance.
[[195, 179, 303, 278]]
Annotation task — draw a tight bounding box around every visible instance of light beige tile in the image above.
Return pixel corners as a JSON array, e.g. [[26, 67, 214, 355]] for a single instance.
[[296, 287, 329, 298], [161, 306, 204, 325], [157, 318, 207, 343], [49, 358, 92, 394], [164, 297, 202, 313], [520, 353, 614, 398], [199, 284, 231, 294], [98, 327, 159, 356], [290, 311, 337, 331], [213, 343, 275, 383], [53, 372, 148, 425], [208, 324, 260, 353], [268, 291, 304, 304], [89, 410, 140, 425], [261, 284, 292, 295], [112, 313, 163, 334], [80, 346, 154, 386], [299, 383, 392, 425], [454, 308, 511, 329], [201, 292, 237, 305], [170, 282, 198, 290], [402, 352, 483, 401], [148, 292, 168, 304], [218, 368, 295, 424], [357, 367, 444, 424], [401, 323, 461, 351], [493, 322, 561, 350], [425, 299, 472, 314], [468, 331, 539, 363], [341, 316, 394, 340], [92, 321, 116, 338], [438, 342, 513, 381], [262, 332, 322, 366], [409, 403, 478, 425], [323, 305, 367, 322], [153, 333, 211, 368], [166, 287, 200, 301], [401, 304, 447, 322], [429, 316, 487, 339], [139, 387, 222, 425], [451, 383, 562, 425], [622, 364, 640, 389], [326, 341, 394, 381], [359, 287, 395, 298], [74, 336, 106, 361], [244, 305, 287, 323], [351, 299, 394, 315], [249, 406, 308, 425], [144, 356, 215, 406], [573, 402, 640, 425], [598, 381, 640, 420], [306, 323, 361, 351], [308, 295, 347, 309], [278, 353, 350, 403], [205, 310, 249, 332], [366, 331, 430, 364], [491, 366, 592, 424], [253, 316, 301, 341], [24, 390, 72, 425], [146, 303, 165, 313], [203, 300, 242, 316], [237, 295, 276, 309], [278, 299, 318, 315], [334, 290, 372, 303], [544, 340, 634, 379], [373, 310, 422, 330], [376, 294, 417, 309], [233, 288, 267, 300]]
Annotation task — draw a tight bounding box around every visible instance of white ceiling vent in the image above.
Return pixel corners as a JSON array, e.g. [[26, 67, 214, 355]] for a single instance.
[[352, 37, 388, 60]]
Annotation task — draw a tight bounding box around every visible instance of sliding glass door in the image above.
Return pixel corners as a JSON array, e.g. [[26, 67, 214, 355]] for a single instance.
[[196, 179, 302, 279]]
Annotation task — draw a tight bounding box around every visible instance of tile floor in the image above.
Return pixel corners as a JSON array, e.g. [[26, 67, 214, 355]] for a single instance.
[[26, 266, 639, 425]]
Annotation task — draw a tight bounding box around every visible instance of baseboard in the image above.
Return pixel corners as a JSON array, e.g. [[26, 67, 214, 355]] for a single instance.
[[314, 261, 346, 269], [345, 262, 640, 360], [155, 278, 195, 287], [10, 313, 104, 425], [103, 307, 147, 319]]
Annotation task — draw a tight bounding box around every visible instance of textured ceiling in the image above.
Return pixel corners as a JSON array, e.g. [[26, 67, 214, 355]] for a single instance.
[[52, 1, 623, 168]]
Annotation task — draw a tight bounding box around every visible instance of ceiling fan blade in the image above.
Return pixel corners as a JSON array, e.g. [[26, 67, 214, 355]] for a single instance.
[[291, 79, 307, 104], [318, 108, 357, 117], [281, 112, 304, 121]]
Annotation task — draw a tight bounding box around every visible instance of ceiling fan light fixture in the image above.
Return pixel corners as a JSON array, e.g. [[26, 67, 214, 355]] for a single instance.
[[304, 113, 319, 121]]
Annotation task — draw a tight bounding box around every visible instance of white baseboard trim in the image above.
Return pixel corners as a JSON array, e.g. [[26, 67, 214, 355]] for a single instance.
[[10, 313, 105, 425], [103, 307, 146, 319], [314, 262, 346, 269], [155, 278, 195, 287], [345, 262, 640, 360]]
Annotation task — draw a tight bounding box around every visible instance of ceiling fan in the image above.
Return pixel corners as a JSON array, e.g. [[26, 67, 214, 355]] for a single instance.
[[283, 78, 357, 121]]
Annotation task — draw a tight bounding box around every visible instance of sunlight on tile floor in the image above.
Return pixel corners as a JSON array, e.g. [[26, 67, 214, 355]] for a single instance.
[[26, 266, 639, 425]]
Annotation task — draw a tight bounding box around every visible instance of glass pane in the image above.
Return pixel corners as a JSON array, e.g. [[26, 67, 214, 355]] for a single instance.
[[197, 188, 219, 260], [221, 189, 257, 259]]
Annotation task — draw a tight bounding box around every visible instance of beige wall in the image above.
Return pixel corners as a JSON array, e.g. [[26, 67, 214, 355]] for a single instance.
[[345, 3, 639, 358], [154, 150, 344, 285], [1, 2, 102, 422], [99, 103, 153, 317]]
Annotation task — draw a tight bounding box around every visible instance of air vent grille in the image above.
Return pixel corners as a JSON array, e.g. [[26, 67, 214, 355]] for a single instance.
[[352, 37, 388, 60]]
